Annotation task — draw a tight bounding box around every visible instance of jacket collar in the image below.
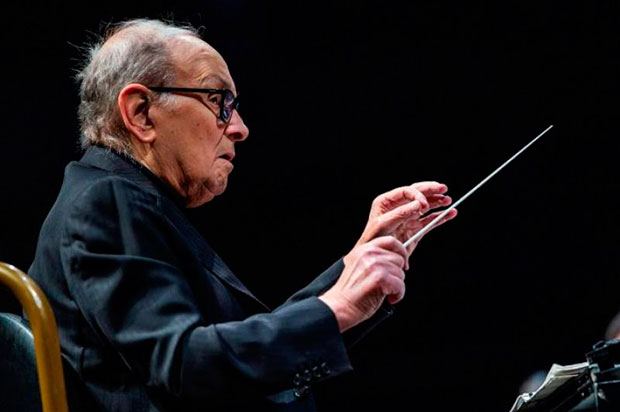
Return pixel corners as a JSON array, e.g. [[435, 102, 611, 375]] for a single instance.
[[80, 145, 186, 208]]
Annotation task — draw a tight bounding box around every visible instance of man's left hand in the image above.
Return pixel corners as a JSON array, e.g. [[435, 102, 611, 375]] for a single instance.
[[355, 181, 458, 269]]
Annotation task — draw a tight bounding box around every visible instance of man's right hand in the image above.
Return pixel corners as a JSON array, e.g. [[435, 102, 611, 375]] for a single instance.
[[319, 236, 408, 332]]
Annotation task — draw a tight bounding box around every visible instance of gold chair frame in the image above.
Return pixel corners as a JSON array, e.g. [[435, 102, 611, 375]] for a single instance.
[[0, 262, 69, 412]]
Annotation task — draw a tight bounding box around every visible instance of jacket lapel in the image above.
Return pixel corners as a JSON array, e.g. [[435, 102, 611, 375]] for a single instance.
[[171, 210, 271, 311]]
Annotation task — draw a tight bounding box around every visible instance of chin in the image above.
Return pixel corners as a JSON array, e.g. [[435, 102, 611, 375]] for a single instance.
[[186, 179, 228, 208], [209, 176, 228, 196], [186, 194, 214, 208]]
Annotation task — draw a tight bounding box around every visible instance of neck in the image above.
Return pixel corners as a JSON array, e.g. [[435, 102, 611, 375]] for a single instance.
[[130, 142, 189, 205]]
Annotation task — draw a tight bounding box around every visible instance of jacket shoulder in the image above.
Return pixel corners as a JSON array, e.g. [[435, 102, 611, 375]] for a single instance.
[[63, 161, 162, 213]]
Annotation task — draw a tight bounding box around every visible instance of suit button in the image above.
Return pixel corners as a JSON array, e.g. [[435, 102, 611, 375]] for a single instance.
[[293, 373, 302, 386], [320, 362, 331, 375], [312, 366, 322, 378], [294, 385, 309, 398], [303, 369, 312, 382]]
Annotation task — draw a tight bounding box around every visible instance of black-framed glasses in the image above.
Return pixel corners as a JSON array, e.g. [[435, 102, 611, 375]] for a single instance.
[[148, 86, 239, 123]]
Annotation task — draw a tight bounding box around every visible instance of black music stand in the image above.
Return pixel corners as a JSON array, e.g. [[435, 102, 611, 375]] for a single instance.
[[511, 339, 620, 412]]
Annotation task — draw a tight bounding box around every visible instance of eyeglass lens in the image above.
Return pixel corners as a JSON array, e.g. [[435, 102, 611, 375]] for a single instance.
[[222, 90, 237, 122]]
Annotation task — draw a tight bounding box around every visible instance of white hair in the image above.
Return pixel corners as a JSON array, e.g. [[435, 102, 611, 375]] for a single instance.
[[76, 19, 200, 154]]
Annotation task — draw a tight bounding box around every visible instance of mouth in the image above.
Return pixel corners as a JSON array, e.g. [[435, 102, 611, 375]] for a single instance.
[[218, 152, 235, 162]]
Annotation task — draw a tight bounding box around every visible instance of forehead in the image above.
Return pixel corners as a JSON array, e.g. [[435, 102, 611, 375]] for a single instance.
[[168, 36, 236, 92]]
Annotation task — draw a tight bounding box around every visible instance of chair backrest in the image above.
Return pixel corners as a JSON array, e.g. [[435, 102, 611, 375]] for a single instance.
[[0, 312, 100, 412], [0, 312, 44, 411], [0, 262, 69, 412]]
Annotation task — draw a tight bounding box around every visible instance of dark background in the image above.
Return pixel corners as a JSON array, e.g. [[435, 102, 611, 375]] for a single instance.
[[2, 1, 620, 411]]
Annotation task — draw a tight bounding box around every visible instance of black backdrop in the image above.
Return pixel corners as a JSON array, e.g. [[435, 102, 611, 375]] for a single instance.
[[2, 1, 620, 411]]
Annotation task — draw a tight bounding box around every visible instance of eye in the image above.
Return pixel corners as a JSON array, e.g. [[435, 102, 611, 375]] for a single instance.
[[208, 93, 222, 105]]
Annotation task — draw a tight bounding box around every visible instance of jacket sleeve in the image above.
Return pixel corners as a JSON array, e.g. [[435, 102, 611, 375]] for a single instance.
[[60, 178, 353, 401], [277, 258, 395, 348]]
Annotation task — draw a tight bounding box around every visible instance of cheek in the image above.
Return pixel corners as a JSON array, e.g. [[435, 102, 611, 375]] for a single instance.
[[198, 124, 223, 154], [189, 129, 220, 170], [177, 109, 225, 176]]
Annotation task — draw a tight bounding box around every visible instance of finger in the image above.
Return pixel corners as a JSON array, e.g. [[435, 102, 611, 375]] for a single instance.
[[374, 200, 427, 238], [387, 292, 404, 305], [402, 240, 416, 270], [370, 236, 409, 259], [383, 252, 406, 271], [404, 248, 413, 271], [371, 185, 430, 215], [402, 207, 457, 230], [381, 273, 406, 304], [364, 247, 406, 270], [426, 194, 452, 209], [411, 181, 448, 196], [383, 259, 407, 280], [419, 208, 458, 228], [410, 187, 430, 213], [413, 209, 459, 241], [400, 208, 457, 252]]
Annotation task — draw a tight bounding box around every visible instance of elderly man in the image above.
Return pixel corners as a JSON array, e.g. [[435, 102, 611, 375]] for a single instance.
[[29, 19, 456, 411]]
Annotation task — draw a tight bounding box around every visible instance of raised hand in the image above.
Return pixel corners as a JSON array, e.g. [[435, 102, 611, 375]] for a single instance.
[[356, 182, 457, 267]]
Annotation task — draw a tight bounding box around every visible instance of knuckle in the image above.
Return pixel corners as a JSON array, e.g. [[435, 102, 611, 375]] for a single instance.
[[397, 284, 406, 300], [371, 271, 389, 285], [388, 236, 404, 250], [375, 214, 387, 226], [394, 209, 407, 220], [360, 243, 377, 256], [395, 277, 405, 291], [384, 235, 398, 245], [411, 188, 425, 200], [369, 235, 387, 248], [364, 255, 377, 268], [371, 195, 383, 208], [360, 253, 379, 269]]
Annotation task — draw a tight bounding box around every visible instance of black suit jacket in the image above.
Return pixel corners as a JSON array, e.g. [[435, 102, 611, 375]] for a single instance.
[[29, 146, 393, 411]]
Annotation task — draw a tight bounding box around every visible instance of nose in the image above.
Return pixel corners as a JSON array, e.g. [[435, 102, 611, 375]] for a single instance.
[[224, 110, 249, 142]]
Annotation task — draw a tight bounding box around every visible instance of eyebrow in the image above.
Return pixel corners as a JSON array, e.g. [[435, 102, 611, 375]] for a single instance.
[[200, 74, 233, 91]]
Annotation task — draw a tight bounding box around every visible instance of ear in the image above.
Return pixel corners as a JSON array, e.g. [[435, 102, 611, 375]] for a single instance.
[[118, 83, 157, 143]]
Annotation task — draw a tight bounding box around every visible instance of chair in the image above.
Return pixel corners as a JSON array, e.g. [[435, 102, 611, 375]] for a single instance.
[[0, 262, 69, 412]]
